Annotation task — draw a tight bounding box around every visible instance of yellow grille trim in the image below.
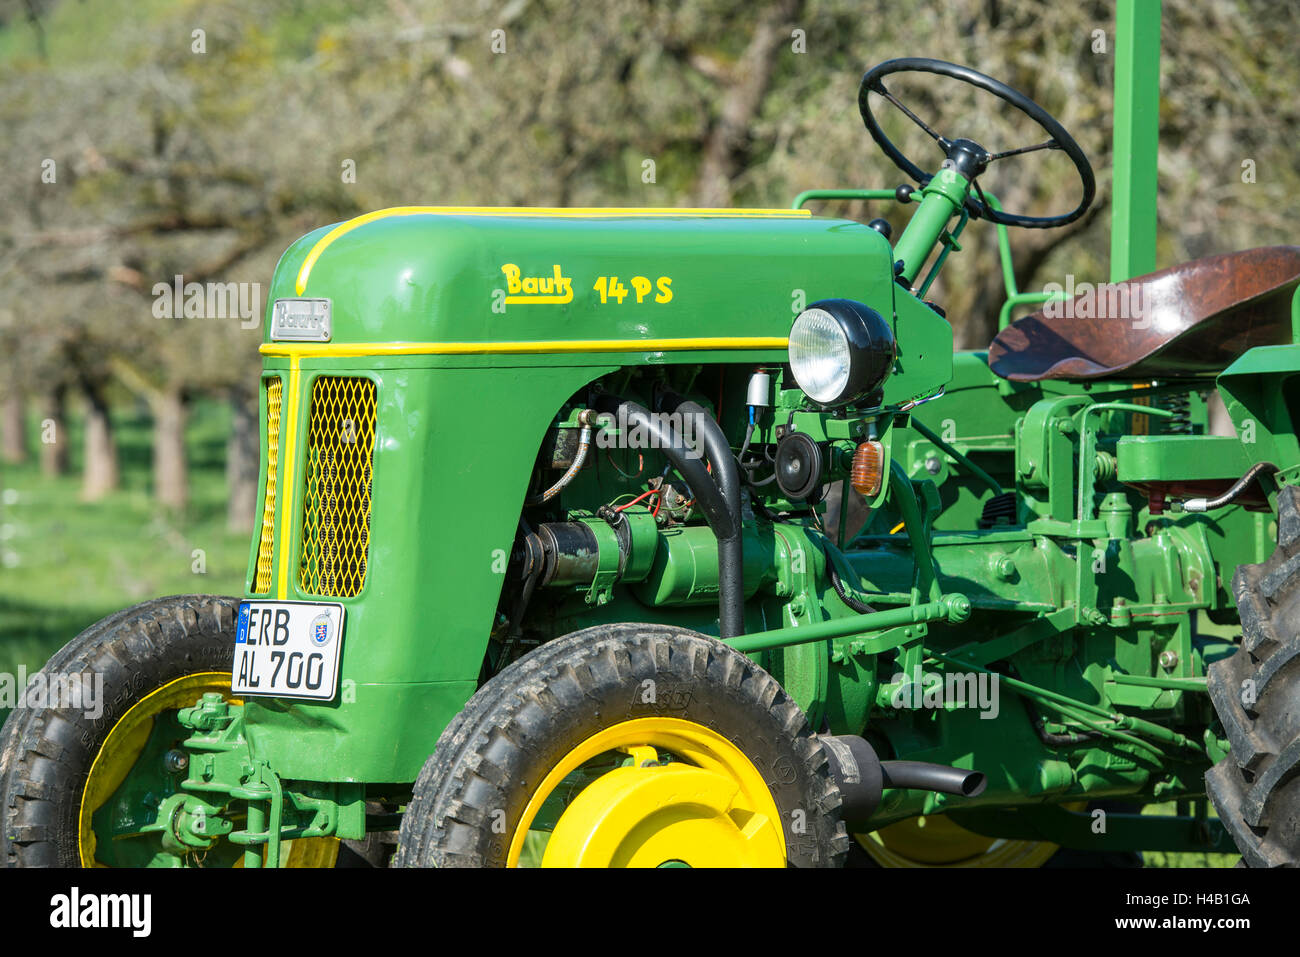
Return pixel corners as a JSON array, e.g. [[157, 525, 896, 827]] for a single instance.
[[254, 379, 282, 594], [298, 376, 377, 598], [276, 358, 302, 599]]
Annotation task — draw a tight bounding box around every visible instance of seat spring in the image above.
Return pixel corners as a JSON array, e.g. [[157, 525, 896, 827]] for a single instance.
[[1158, 392, 1193, 434]]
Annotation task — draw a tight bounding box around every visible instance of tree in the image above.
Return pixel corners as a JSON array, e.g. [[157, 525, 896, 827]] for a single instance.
[[1, 0, 1297, 521]]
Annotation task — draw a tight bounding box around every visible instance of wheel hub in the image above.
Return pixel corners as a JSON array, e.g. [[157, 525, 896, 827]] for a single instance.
[[508, 717, 788, 868], [543, 761, 784, 867]]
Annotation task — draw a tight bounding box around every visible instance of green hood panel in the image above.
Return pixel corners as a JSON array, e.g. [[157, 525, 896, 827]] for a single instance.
[[266, 208, 894, 347], [264, 207, 953, 404]]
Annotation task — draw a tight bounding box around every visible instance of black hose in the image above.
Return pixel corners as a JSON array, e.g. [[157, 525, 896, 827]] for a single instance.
[[738, 421, 755, 465], [594, 396, 742, 638], [664, 394, 744, 639], [499, 519, 543, 668], [739, 429, 782, 484], [1027, 700, 1102, 747], [1004, 663, 1099, 747], [825, 548, 874, 614], [880, 760, 988, 798]]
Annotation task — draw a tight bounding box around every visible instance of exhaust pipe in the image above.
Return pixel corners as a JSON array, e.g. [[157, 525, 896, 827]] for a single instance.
[[821, 734, 987, 824], [881, 761, 988, 798]]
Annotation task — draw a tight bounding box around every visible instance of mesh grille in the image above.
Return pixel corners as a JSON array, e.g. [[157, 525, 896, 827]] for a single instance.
[[298, 376, 377, 597], [253, 378, 282, 594]]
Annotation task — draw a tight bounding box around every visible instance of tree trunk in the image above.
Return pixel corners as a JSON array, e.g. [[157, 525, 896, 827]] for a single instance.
[[693, 0, 802, 206], [226, 388, 259, 532], [2, 394, 27, 465], [153, 387, 188, 511], [81, 385, 119, 501], [39, 385, 69, 477]]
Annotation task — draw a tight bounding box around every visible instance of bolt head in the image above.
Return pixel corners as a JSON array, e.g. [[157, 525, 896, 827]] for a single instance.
[[163, 749, 189, 774], [944, 594, 972, 622], [924, 456, 942, 475]]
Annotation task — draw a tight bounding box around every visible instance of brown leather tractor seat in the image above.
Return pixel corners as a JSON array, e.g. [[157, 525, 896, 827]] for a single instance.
[[987, 245, 1300, 382]]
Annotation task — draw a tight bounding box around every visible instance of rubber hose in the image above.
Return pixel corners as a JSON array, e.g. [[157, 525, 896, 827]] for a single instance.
[[594, 397, 740, 636], [664, 395, 744, 639]]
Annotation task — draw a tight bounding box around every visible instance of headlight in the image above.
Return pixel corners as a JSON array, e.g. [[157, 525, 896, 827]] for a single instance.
[[788, 299, 895, 407]]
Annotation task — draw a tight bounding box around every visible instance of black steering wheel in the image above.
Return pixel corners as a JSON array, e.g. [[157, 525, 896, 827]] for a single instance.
[[858, 57, 1095, 229]]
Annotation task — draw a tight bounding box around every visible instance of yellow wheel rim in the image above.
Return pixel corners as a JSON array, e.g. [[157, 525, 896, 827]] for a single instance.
[[507, 717, 786, 868], [78, 670, 338, 868], [856, 799, 1090, 868], [856, 814, 1061, 868]]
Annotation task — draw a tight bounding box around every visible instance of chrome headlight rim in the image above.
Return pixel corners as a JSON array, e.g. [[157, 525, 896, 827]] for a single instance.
[[788, 298, 896, 408]]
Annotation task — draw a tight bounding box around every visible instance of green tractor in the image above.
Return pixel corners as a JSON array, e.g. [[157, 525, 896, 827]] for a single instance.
[[5, 1, 1300, 869]]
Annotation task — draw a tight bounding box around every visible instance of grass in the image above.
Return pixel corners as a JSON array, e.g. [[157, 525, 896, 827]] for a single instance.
[[0, 0, 181, 67], [0, 398, 250, 723], [0, 0, 370, 69], [1141, 802, 1238, 869]]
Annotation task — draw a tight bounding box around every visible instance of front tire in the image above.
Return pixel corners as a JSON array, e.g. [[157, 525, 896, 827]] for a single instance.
[[0, 595, 237, 866], [396, 623, 849, 868], [0, 594, 340, 867]]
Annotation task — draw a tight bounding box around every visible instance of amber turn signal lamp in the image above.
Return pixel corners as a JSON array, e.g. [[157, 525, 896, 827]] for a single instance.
[[851, 441, 884, 497]]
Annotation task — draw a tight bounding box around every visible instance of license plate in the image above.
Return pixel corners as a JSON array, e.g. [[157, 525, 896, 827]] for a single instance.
[[233, 601, 345, 700]]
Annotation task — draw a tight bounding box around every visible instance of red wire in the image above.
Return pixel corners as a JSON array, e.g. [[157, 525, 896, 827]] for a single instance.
[[616, 461, 706, 516], [615, 488, 659, 512]]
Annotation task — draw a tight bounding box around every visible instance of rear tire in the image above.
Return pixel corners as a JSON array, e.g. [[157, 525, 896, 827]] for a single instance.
[[395, 623, 849, 868], [1207, 486, 1300, 867]]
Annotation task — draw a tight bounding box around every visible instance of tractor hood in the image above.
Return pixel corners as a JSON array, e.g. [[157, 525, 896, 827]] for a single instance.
[[262, 206, 902, 352]]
